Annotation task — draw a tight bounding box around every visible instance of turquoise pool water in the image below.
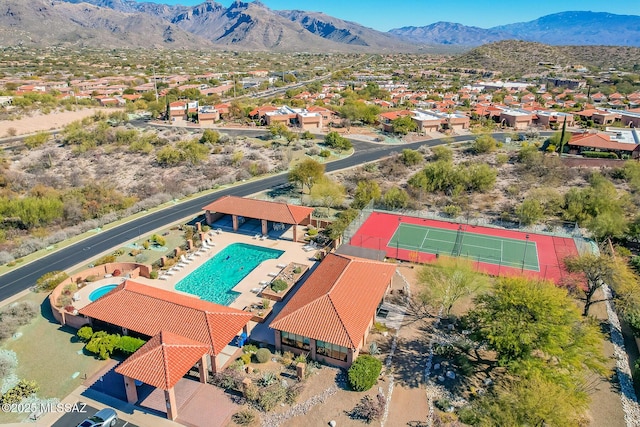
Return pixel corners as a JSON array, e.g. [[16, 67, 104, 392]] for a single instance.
[[89, 284, 118, 302], [175, 243, 284, 305]]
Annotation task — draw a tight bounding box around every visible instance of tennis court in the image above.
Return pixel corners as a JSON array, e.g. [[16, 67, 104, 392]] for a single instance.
[[389, 223, 539, 271], [349, 212, 580, 283]]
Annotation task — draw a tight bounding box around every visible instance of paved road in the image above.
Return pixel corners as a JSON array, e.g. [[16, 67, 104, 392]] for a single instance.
[[0, 131, 551, 301], [51, 404, 137, 427]]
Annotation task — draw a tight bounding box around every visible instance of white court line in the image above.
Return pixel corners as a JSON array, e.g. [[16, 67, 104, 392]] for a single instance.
[[420, 229, 430, 248]]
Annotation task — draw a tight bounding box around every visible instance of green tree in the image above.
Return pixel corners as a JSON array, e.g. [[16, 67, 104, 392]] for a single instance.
[[23, 132, 50, 149], [471, 374, 589, 427], [269, 122, 289, 139], [310, 176, 346, 215], [391, 115, 417, 135], [515, 198, 544, 225], [417, 257, 488, 315], [466, 276, 605, 376], [288, 159, 325, 193], [431, 145, 453, 162], [382, 187, 409, 210], [352, 180, 381, 209], [472, 134, 497, 154], [400, 149, 422, 166], [324, 131, 352, 151], [200, 129, 220, 145], [156, 145, 184, 166], [564, 252, 640, 316]]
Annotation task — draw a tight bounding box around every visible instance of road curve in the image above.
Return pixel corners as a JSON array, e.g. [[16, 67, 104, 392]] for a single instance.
[[0, 131, 551, 301]]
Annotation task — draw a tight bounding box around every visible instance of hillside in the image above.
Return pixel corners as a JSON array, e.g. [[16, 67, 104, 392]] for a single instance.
[[276, 9, 411, 51], [389, 11, 640, 47], [444, 40, 640, 76], [389, 22, 511, 46], [0, 0, 210, 49]]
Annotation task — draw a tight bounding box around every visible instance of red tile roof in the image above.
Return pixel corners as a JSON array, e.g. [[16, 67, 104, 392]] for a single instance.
[[115, 331, 208, 390], [270, 254, 395, 349], [202, 195, 314, 225], [569, 133, 639, 152], [79, 280, 252, 356]]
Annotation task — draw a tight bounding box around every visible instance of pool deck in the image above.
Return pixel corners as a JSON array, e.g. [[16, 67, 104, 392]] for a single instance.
[[124, 231, 318, 330]]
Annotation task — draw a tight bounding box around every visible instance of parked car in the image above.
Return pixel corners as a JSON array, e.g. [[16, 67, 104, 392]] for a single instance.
[[77, 408, 118, 427]]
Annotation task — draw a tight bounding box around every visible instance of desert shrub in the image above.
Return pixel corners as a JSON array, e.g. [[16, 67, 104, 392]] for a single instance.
[[95, 254, 117, 265], [258, 385, 287, 411], [243, 383, 260, 402], [149, 270, 158, 279], [496, 153, 509, 165], [294, 354, 307, 364], [0, 302, 37, 341], [243, 344, 258, 354], [285, 381, 304, 404], [348, 355, 382, 391], [0, 349, 17, 379], [255, 348, 271, 364], [350, 394, 385, 423], [307, 228, 318, 236], [443, 205, 461, 217], [583, 151, 618, 159], [293, 266, 301, 274], [280, 351, 294, 367], [35, 270, 69, 292], [212, 369, 244, 391], [240, 353, 252, 365], [232, 410, 256, 426], [152, 234, 166, 246], [457, 405, 479, 425], [0, 379, 39, 405], [85, 331, 120, 360], [258, 371, 277, 387], [77, 326, 94, 342], [271, 279, 288, 293], [116, 336, 146, 355], [319, 149, 330, 158]]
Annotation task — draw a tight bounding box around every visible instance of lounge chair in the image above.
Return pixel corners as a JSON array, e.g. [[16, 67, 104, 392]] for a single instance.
[[260, 235, 267, 241], [72, 292, 81, 302], [259, 280, 270, 286], [177, 262, 187, 268], [253, 234, 260, 239], [166, 270, 175, 276], [268, 272, 278, 277], [159, 275, 168, 281], [215, 228, 222, 234], [180, 255, 192, 264], [250, 287, 261, 293], [277, 263, 287, 269]]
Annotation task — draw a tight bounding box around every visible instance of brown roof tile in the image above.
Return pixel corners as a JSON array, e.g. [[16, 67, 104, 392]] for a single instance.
[[79, 280, 252, 356], [115, 331, 208, 390], [270, 254, 395, 349], [202, 195, 314, 225]]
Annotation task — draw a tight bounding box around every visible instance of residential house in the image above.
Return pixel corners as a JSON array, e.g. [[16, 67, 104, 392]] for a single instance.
[[498, 107, 533, 129], [270, 254, 396, 368], [377, 110, 412, 133], [567, 131, 640, 159], [168, 101, 187, 122], [197, 106, 220, 125]]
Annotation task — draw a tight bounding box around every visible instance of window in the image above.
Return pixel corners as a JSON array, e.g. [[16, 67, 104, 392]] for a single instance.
[[316, 340, 348, 362], [280, 331, 310, 350]]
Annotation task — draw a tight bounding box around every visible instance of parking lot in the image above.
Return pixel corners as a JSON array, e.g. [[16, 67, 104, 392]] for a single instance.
[[51, 404, 137, 427]]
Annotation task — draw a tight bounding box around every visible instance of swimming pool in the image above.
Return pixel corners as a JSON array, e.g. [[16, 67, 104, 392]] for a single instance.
[[175, 243, 284, 305], [88, 284, 118, 302]]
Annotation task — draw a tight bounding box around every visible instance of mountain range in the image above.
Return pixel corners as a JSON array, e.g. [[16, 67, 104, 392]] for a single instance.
[[0, 1, 639, 51]]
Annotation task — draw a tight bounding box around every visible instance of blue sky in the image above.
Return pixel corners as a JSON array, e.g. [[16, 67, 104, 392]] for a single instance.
[[138, 0, 640, 31]]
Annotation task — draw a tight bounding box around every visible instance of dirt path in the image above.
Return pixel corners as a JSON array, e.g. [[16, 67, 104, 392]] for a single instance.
[[0, 107, 124, 137]]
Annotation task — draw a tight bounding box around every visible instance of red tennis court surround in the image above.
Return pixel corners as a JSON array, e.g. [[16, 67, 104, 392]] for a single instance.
[[349, 212, 579, 284]]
